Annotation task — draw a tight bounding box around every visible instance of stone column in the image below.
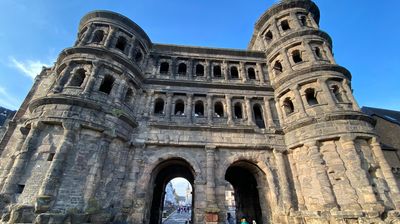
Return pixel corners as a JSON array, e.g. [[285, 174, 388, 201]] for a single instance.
[[290, 12, 302, 29], [205, 146, 218, 209], [305, 141, 337, 209], [165, 93, 173, 121], [78, 23, 95, 46], [186, 94, 193, 123], [207, 95, 213, 124], [105, 26, 116, 48], [256, 63, 265, 84], [222, 61, 229, 81], [0, 126, 29, 190], [339, 136, 378, 210], [273, 149, 292, 212], [292, 85, 307, 116], [323, 43, 336, 64], [371, 137, 400, 209], [239, 62, 247, 83], [303, 40, 316, 62], [271, 18, 281, 38], [35, 122, 79, 213], [245, 97, 255, 125], [82, 61, 102, 95], [113, 79, 127, 104], [83, 132, 113, 203], [280, 49, 293, 72], [225, 95, 233, 125], [52, 62, 74, 93], [275, 100, 285, 124], [342, 79, 360, 111], [187, 59, 193, 80], [205, 60, 211, 81], [171, 57, 177, 79], [308, 13, 318, 28], [144, 90, 154, 117], [263, 97, 275, 128], [318, 78, 337, 108], [128, 38, 137, 59], [2, 122, 43, 194]]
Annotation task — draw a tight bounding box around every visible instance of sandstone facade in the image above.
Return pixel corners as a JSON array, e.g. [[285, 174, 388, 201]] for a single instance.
[[0, 0, 400, 223]]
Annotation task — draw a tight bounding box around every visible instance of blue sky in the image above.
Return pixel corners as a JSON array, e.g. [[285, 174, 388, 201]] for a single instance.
[[0, 0, 399, 111]]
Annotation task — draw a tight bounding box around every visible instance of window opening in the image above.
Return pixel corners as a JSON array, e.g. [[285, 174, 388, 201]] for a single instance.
[[292, 50, 303, 63], [92, 30, 104, 43], [305, 88, 319, 106], [154, 98, 165, 114], [194, 101, 204, 117], [248, 68, 256, 80], [273, 61, 283, 74], [178, 63, 187, 75], [99, 75, 115, 95], [47, 153, 55, 161], [115, 36, 127, 52], [230, 66, 239, 79], [234, 102, 243, 119], [331, 85, 344, 102], [253, 104, 265, 128], [281, 20, 290, 31], [69, 69, 86, 87], [213, 65, 222, 78], [265, 31, 273, 42], [283, 98, 295, 115], [160, 62, 169, 74], [175, 100, 185, 116], [214, 102, 224, 117], [125, 88, 134, 103], [195, 64, 204, 76]]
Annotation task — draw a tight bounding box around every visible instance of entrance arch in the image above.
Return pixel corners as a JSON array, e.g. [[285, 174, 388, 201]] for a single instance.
[[225, 161, 264, 223], [148, 158, 195, 224]]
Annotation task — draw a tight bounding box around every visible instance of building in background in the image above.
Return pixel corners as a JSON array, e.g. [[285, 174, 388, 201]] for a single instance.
[[0, 0, 400, 223]]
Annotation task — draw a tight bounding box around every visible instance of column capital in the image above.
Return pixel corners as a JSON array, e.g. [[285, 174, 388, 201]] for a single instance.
[[340, 135, 356, 143], [304, 140, 318, 148], [62, 121, 80, 132]]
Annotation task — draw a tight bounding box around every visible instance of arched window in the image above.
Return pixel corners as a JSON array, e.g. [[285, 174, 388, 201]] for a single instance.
[[154, 98, 165, 114], [283, 98, 295, 115], [135, 50, 143, 63], [92, 30, 104, 44], [194, 101, 204, 117], [265, 31, 273, 42], [331, 85, 344, 103], [99, 75, 115, 95], [314, 47, 322, 59], [178, 63, 187, 75], [214, 102, 224, 117], [281, 20, 290, 31], [248, 67, 256, 80], [234, 102, 243, 119], [230, 66, 239, 79], [174, 99, 185, 116], [213, 65, 222, 78], [292, 50, 303, 63], [300, 15, 308, 27], [253, 104, 265, 129], [125, 88, 134, 103], [273, 61, 283, 75], [305, 88, 319, 106], [160, 62, 169, 74], [195, 64, 204, 76], [69, 69, 86, 87], [115, 36, 127, 52]]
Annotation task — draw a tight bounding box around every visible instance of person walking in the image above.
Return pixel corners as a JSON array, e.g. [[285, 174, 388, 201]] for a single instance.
[[227, 213, 234, 224]]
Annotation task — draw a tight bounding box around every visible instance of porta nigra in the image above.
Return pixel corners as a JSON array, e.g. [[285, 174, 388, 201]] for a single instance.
[[0, 0, 399, 223]]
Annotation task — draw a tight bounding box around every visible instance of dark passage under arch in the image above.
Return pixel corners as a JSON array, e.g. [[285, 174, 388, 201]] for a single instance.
[[225, 162, 263, 224], [149, 159, 195, 224]]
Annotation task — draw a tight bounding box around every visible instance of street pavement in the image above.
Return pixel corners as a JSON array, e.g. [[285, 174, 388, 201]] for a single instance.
[[163, 210, 191, 224]]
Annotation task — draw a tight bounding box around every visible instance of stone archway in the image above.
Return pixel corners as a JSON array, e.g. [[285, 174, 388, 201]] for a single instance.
[[225, 160, 264, 224], [148, 158, 195, 224]]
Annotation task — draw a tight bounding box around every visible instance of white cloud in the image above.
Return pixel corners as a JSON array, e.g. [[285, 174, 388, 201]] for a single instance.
[[0, 86, 20, 110], [9, 56, 51, 79]]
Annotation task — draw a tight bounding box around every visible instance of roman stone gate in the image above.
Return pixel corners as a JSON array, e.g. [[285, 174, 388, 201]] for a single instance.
[[0, 0, 400, 223]]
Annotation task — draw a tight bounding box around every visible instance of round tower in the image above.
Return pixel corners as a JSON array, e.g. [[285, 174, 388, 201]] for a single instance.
[[249, 0, 400, 222]]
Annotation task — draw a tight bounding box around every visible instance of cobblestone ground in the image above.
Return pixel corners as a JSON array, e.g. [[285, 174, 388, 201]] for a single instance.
[[162, 210, 191, 224]]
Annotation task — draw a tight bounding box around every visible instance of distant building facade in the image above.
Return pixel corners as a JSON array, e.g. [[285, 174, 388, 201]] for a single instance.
[[0, 0, 400, 223]]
